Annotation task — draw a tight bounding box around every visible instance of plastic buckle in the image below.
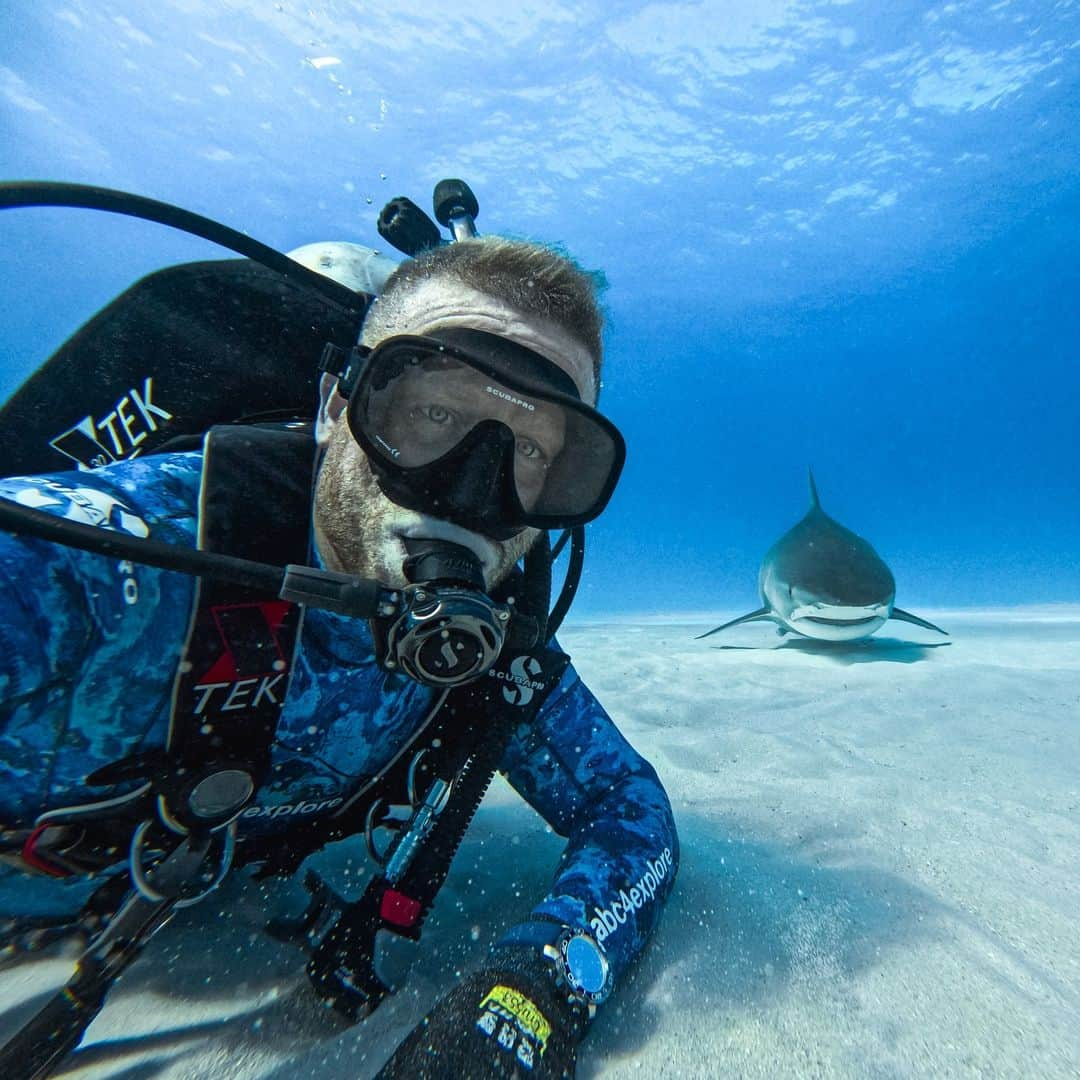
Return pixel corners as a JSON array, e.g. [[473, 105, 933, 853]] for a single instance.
[[319, 343, 370, 398], [318, 342, 349, 377], [302, 878, 425, 1022]]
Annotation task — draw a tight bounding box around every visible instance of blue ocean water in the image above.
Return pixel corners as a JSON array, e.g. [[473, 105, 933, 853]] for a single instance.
[[1, 0, 1077, 616]]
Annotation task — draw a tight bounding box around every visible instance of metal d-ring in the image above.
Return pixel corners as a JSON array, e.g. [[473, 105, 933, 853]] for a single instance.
[[129, 819, 237, 909], [364, 797, 391, 865], [406, 747, 429, 809]]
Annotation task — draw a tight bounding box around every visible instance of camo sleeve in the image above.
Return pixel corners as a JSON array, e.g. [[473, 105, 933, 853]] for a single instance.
[[500, 665, 678, 984], [0, 456, 201, 824]]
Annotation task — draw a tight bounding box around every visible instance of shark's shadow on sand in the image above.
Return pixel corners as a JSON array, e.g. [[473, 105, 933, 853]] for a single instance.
[[710, 635, 952, 665]]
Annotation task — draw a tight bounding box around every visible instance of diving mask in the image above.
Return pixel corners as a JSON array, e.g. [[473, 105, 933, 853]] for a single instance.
[[327, 328, 626, 540]]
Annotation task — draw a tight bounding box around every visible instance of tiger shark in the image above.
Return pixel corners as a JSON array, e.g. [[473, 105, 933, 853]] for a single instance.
[[698, 472, 948, 643]]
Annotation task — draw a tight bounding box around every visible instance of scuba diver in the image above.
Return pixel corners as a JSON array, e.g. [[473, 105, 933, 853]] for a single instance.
[[0, 180, 677, 1078]]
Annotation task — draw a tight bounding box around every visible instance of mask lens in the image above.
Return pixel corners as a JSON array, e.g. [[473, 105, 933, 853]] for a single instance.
[[349, 335, 624, 528], [363, 350, 565, 495]]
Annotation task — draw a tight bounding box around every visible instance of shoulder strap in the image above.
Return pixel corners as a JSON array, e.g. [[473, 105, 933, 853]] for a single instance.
[[162, 424, 313, 811]]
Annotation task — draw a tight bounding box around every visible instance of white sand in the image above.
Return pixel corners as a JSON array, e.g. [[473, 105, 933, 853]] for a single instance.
[[1, 607, 1078, 1078]]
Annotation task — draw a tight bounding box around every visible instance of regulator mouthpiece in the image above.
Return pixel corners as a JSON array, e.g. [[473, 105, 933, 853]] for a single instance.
[[381, 540, 507, 687]]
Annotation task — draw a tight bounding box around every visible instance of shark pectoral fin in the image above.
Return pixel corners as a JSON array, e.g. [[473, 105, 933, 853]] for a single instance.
[[696, 606, 775, 640], [889, 607, 950, 635]]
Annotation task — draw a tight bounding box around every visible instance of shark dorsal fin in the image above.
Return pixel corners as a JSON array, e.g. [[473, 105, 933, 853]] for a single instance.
[[808, 467, 821, 509]]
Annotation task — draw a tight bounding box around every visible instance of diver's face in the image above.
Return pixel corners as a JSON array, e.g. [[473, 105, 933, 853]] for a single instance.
[[312, 281, 596, 589]]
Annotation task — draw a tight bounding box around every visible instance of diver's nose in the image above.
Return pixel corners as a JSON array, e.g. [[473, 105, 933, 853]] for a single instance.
[[442, 421, 514, 509]]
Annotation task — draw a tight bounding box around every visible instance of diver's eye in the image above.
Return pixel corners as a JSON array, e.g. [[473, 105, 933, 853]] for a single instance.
[[417, 404, 452, 425], [516, 437, 549, 465]]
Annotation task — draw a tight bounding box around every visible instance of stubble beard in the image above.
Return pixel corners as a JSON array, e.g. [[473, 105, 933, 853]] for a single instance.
[[312, 421, 538, 590]]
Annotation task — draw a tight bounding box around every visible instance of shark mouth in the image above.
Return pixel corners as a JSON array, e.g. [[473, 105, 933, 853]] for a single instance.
[[789, 604, 889, 626], [799, 614, 880, 627]]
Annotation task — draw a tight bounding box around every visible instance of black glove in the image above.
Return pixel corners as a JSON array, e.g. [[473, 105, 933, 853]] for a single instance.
[[377, 946, 587, 1079]]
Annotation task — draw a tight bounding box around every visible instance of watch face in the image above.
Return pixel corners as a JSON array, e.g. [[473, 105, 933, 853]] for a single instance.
[[562, 932, 611, 1001]]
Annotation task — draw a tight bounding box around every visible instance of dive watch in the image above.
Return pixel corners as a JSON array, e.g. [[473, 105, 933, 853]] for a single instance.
[[499, 920, 613, 1018]]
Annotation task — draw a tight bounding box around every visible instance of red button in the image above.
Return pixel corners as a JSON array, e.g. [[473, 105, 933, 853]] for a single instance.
[[380, 888, 422, 927]]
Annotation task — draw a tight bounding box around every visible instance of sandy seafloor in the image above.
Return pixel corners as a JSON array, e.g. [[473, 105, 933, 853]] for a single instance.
[[1, 606, 1077, 1078]]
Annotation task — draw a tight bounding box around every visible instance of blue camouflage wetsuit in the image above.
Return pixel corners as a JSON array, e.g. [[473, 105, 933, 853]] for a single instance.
[[0, 450, 677, 985]]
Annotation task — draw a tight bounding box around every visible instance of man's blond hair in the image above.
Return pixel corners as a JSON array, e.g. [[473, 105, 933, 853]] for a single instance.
[[362, 236, 603, 393]]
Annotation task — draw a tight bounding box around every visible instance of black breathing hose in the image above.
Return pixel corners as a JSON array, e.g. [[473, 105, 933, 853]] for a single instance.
[[0, 181, 367, 318]]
